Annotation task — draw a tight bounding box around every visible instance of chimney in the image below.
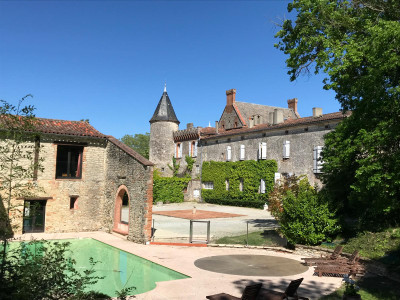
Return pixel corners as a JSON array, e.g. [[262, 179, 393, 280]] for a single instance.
[[226, 89, 236, 106], [249, 118, 254, 128], [313, 107, 323, 117], [268, 112, 274, 124], [288, 98, 298, 115], [215, 121, 219, 134], [273, 109, 284, 124], [187, 123, 193, 129]]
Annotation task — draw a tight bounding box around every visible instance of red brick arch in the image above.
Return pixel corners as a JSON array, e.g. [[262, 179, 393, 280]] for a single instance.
[[112, 185, 130, 235]]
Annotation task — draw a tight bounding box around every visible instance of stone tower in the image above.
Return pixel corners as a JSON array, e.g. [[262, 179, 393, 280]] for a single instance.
[[149, 86, 180, 177]]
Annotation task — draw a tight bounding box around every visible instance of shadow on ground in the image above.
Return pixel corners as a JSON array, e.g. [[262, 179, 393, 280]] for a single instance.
[[246, 218, 278, 228], [225, 278, 338, 300]]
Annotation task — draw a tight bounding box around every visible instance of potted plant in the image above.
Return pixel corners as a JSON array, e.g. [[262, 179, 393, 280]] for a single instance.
[[342, 275, 361, 300]]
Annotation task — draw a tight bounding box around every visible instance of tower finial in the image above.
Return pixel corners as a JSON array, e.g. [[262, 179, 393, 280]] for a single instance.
[[164, 82, 167, 92]]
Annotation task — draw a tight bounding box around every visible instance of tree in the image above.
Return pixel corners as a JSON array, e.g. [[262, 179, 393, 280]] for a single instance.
[[120, 133, 150, 159], [275, 0, 400, 229], [0, 95, 44, 280]]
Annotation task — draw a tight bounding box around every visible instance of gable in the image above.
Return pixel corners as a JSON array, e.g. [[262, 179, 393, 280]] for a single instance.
[[219, 104, 246, 131]]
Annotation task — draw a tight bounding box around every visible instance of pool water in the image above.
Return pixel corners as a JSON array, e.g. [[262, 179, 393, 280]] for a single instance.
[[12, 239, 189, 297]]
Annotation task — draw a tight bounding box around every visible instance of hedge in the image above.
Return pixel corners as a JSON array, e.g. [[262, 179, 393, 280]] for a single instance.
[[201, 160, 277, 208]]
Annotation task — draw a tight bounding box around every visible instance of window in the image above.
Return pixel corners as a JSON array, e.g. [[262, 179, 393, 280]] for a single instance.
[[239, 178, 244, 192], [258, 142, 267, 160], [283, 140, 290, 159], [56, 145, 83, 179], [260, 179, 266, 194], [190, 141, 198, 157], [193, 189, 200, 198], [203, 182, 214, 190], [226, 146, 232, 161], [225, 179, 229, 191], [121, 192, 129, 224], [69, 196, 78, 209], [274, 173, 281, 184], [313, 146, 324, 173], [195, 164, 200, 174], [240, 144, 245, 160], [175, 143, 182, 158]]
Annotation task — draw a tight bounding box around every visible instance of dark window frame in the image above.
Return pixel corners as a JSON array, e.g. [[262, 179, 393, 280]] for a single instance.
[[55, 145, 84, 179]]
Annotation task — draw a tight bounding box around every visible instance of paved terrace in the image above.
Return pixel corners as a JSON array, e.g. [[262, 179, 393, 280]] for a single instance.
[[17, 231, 343, 299]]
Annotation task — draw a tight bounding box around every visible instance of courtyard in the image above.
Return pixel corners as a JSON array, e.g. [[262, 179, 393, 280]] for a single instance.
[[17, 231, 343, 299]]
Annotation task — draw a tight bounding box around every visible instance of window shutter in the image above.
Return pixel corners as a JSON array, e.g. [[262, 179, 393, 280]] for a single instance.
[[261, 142, 267, 159], [240, 145, 245, 160], [274, 172, 281, 183], [194, 141, 198, 157], [260, 179, 266, 194], [227, 146, 232, 161], [258, 143, 262, 160], [174, 143, 177, 158], [283, 140, 290, 159], [188, 141, 191, 157], [313, 146, 323, 173]]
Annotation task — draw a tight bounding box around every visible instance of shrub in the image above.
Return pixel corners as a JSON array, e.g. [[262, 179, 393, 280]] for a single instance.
[[271, 176, 339, 245], [153, 171, 190, 203]]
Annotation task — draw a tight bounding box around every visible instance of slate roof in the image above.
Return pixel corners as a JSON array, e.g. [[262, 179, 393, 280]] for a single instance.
[[149, 91, 180, 124], [202, 111, 350, 139]]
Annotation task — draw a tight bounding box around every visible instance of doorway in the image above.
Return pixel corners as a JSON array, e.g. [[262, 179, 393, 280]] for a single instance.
[[23, 200, 47, 233]]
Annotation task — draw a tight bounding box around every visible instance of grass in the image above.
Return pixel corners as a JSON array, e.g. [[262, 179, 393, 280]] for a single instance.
[[214, 229, 286, 247], [320, 276, 400, 300]]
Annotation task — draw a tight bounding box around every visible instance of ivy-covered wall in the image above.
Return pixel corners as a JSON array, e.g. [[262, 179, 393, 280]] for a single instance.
[[201, 160, 277, 208], [153, 172, 191, 203]]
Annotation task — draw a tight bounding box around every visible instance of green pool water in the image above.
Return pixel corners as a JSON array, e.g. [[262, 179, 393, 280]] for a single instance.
[[9, 238, 189, 297]]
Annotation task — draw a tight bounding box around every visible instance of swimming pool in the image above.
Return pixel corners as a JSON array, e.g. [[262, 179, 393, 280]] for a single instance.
[[10, 238, 189, 297]]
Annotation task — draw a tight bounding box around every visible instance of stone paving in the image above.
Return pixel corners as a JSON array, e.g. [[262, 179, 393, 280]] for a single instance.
[[16, 231, 343, 299], [153, 209, 244, 220]]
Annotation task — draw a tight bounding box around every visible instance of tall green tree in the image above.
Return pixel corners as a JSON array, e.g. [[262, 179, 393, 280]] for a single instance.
[[275, 0, 400, 229], [120, 133, 150, 159]]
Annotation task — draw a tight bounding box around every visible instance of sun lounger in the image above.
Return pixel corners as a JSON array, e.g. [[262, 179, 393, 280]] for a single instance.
[[314, 250, 365, 277], [261, 278, 309, 300], [206, 283, 262, 300], [302, 245, 343, 266]]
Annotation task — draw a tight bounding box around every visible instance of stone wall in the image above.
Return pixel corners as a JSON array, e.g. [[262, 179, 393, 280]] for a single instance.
[[104, 141, 153, 243], [149, 121, 178, 177], [200, 121, 339, 186]]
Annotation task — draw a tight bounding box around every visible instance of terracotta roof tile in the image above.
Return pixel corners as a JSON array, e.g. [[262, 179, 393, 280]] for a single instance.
[[201, 111, 350, 139]]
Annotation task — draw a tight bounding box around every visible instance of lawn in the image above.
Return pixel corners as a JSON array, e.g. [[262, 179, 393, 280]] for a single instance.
[[214, 229, 286, 247]]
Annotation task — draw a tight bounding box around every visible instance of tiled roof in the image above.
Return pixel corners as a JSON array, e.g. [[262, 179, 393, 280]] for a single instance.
[[106, 136, 154, 166], [235, 101, 296, 123], [202, 111, 350, 139], [0, 115, 154, 166], [34, 117, 106, 138]]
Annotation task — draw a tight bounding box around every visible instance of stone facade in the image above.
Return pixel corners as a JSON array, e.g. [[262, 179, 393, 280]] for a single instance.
[[2, 119, 153, 244], [150, 88, 348, 202]]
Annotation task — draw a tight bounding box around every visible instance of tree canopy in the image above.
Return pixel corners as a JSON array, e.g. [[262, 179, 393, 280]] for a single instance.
[[275, 0, 400, 229], [120, 133, 150, 159]]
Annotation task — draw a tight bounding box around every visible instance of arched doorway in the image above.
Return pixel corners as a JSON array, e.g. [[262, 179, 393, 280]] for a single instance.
[[113, 185, 130, 235]]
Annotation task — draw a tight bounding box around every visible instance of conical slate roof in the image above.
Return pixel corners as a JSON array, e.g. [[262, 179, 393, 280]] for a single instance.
[[149, 90, 180, 124]]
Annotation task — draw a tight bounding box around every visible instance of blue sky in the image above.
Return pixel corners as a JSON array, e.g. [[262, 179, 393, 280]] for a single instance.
[[0, 1, 340, 139]]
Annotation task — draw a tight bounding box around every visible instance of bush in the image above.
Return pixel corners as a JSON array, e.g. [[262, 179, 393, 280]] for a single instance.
[[0, 240, 108, 300], [271, 176, 339, 245]]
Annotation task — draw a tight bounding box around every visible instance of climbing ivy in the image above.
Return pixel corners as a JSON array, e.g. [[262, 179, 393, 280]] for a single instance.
[[201, 160, 277, 208], [153, 170, 190, 203]]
